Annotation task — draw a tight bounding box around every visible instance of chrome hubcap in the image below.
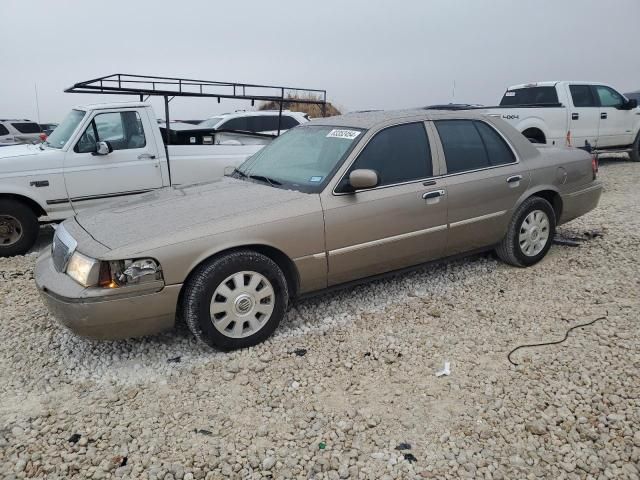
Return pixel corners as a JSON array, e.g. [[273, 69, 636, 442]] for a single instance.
[[0, 215, 23, 246], [210, 271, 275, 338], [519, 210, 550, 257]]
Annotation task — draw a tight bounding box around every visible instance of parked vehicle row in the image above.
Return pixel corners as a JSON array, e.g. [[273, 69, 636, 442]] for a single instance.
[[35, 109, 602, 350], [0, 119, 43, 146]]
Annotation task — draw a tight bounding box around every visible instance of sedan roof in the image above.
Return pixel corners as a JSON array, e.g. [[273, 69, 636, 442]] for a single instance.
[[308, 108, 491, 130]]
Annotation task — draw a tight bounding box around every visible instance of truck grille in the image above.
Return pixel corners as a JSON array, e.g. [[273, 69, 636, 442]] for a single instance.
[[51, 224, 77, 272]]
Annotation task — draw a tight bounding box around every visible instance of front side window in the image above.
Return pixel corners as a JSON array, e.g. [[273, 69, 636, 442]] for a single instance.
[[236, 125, 362, 193], [221, 117, 250, 131], [46, 109, 86, 149], [570, 85, 597, 107], [595, 86, 623, 108], [344, 122, 432, 188], [75, 111, 146, 153]]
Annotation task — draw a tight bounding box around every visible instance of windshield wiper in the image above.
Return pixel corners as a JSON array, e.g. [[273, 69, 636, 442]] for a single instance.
[[229, 167, 247, 179], [248, 174, 282, 187]]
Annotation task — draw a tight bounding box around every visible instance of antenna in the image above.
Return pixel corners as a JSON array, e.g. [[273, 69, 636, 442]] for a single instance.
[[452, 80, 456, 102], [34, 83, 41, 123]]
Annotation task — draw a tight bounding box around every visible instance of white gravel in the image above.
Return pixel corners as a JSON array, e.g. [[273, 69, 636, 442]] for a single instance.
[[1, 158, 639, 479]]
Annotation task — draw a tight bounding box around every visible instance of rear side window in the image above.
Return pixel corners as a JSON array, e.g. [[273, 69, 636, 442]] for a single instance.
[[435, 120, 489, 173], [500, 87, 559, 106], [570, 85, 598, 107], [0, 124, 9, 136], [475, 122, 516, 166], [247, 115, 300, 132], [11, 122, 41, 134], [436, 120, 515, 173], [347, 122, 432, 186]]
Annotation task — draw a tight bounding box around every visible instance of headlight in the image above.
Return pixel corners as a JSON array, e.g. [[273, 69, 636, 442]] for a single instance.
[[66, 251, 101, 287], [102, 258, 163, 288], [64, 253, 163, 289]]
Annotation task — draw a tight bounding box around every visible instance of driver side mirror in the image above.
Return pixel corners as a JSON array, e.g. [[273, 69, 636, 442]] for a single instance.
[[349, 169, 379, 190], [625, 98, 638, 110], [93, 141, 113, 156]]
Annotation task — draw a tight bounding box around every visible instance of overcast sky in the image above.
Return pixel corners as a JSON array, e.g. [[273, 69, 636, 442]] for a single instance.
[[1, 0, 639, 122]]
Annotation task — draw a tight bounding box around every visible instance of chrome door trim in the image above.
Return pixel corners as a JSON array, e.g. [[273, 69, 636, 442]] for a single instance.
[[329, 224, 447, 257], [449, 210, 507, 228]]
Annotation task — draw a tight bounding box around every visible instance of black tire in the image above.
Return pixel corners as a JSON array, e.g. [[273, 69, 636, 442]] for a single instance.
[[182, 250, 289, 350], [630, 132, 640, 162], [496, 196, 556, 267], [0, 199, 39, 257]]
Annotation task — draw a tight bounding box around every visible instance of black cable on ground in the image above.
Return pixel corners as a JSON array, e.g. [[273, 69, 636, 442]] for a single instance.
[[507, 314, 607, 366]]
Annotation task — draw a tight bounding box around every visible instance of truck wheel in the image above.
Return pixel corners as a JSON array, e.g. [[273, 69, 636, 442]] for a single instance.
[[0, 199, 39, 257], [182, 250, 289, 350], [630, 132, 640, 162], [496, 196, 556, 267]]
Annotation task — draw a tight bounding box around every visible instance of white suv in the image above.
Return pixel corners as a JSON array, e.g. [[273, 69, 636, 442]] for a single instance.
[[198, 110, 309, 135], [0, 119, 42, 146]]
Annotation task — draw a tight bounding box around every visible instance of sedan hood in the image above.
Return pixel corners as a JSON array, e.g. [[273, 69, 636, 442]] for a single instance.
[[75, 178, 309, 251]]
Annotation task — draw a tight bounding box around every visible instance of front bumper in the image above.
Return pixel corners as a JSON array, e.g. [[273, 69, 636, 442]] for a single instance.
[[35, 249, 181, 340]]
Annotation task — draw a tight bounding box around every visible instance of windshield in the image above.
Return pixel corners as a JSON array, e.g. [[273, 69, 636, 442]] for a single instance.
[[236, 125, 363, 193], [46, 109, 85, 148], [199, 117, 225, 128]]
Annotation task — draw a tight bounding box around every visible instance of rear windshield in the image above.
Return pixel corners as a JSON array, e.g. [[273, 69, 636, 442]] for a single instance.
[[11, 122, 41, 134], [500, 87, 559, 106]]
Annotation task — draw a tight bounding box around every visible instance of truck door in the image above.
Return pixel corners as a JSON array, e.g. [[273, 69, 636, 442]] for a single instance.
[[567, 84, 600, 149], [63, 108, 163, 212], [593, 85, 635, 148]]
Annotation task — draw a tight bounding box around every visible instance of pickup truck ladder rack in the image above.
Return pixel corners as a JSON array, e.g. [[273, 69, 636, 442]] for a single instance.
[[65, 73, 328, 184]]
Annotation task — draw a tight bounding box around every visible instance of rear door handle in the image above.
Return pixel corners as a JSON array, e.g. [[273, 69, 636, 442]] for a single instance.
[[506, 175, 523, 183], [600, 112, 607, 120], [571, 113, 579, 120], [422, 189, 445, 199], [138, 153, 156, 160]]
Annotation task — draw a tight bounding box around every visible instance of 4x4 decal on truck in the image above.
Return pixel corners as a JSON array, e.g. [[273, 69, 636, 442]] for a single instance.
[[502, 114, 519, 120]]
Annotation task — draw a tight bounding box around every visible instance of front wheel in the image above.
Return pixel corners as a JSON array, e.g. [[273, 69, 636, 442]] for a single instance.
[[0, 199, 39, 257], [182, 250, 289, 350], [496, 197, 556, 267], [630, 132, 640, 162]]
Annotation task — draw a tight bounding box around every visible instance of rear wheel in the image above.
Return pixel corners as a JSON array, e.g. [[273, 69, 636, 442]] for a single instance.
[[630, 132, 640, 162], [0, 199, 39, 257], [182, 250, 289, 350], [496, 197, 556, 267]]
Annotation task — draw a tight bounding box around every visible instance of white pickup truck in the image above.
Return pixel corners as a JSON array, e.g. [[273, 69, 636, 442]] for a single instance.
[[487, 81, 640, 161], [0, 101, 276, 256]]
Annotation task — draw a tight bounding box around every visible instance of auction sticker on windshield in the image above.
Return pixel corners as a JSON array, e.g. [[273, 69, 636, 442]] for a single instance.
[[326, 129, 361, 140]]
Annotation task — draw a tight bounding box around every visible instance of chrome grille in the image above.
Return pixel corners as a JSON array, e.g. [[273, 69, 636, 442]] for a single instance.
[[51, 224, 77, 272]]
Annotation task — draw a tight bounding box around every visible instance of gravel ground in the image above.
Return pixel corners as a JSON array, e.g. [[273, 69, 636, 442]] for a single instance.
[[1, 158, 639, 480]]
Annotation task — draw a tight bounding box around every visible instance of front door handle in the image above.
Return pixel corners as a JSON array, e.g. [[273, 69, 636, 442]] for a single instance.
[[600, 112, 607, 120], [571, 112, 579, 120], [506, 175, 523, 184], [138, 153, 156, 160], [422, 189, 445, 200]]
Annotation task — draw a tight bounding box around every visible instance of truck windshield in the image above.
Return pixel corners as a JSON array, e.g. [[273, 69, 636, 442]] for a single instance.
[[45, 109, 86, 148], [235, 125, 363, 193], [500, 87, 559, 106]]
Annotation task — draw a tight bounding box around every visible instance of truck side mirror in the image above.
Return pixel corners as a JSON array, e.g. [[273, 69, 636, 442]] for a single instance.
[[94, 141, 113, 156], [626, 98, 638, 109]]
